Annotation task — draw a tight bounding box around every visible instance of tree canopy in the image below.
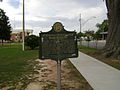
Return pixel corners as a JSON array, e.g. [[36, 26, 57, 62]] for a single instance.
[[0, 8, 12, 44], [95, 19, 109, 40], [96, 19, 108, 33]]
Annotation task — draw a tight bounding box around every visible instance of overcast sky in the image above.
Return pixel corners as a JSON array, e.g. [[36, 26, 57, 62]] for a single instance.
[[0, 0, 107, 35]]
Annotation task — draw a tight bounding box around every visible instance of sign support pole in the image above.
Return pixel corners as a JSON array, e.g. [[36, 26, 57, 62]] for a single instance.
[[57, 60, 61, 90]]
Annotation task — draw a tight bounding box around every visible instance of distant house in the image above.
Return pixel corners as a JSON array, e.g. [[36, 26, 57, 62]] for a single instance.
[[100, 32, 108, 40], [11, 29, 33, 42]]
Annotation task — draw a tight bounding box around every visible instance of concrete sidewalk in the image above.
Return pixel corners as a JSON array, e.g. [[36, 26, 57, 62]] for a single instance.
[[70, 52, 120, 90]]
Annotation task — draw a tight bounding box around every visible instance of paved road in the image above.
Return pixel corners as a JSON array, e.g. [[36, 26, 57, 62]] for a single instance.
[[70, 52, 120, 90], [79, 40, 106, 49]]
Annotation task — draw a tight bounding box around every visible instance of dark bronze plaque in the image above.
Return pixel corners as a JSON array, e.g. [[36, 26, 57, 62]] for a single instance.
[[39, 22, 78, 60]]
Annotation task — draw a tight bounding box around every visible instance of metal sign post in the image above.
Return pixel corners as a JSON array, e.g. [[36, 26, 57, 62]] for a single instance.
[[56, 38, 62, 90], [57, 60, 61, 90]]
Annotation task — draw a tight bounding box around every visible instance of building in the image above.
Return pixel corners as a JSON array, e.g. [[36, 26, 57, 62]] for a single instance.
[[100, 32, 108, 40], [11, 29, 33, 42]]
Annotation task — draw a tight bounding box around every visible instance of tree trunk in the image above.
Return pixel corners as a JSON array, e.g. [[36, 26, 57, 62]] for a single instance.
[[1, 39, 3, 46], [104, 0, 120, 59]]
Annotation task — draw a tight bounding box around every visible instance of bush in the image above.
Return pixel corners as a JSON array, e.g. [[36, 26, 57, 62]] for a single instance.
[[25, 35, 39, 50], [85, 36, 91, 41]]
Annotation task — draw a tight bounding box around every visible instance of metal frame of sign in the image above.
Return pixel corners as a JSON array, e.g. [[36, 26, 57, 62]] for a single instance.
[[39, 31, 78, 61]]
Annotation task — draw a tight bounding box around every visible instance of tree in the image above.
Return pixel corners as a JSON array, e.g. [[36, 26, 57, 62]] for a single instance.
[[96, 19, 108, 33], [25, 35, 39, 50], [104, 0, 120, 59], [95, 19, 108, 40], [84, 30, 94, 40], [77, 32, 85, 39], [0, 8, 11, 45], [84, 30, 94, 47]]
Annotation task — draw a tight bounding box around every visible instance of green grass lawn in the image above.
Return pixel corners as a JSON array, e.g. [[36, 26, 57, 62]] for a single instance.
[[78, 45, 97, 53], [0, 43, 38, 89]]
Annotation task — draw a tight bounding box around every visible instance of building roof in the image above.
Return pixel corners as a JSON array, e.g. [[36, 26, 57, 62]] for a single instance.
[[100, 32, 108, 34], [12, 29, 33, 33]]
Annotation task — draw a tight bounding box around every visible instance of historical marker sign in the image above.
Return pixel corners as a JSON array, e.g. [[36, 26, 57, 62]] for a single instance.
[[39, 22, 78, 90], [39, 22, 78, 60]]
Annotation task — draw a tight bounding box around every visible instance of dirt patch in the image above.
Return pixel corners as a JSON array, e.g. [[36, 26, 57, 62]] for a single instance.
[[25, 59, 93, 90]]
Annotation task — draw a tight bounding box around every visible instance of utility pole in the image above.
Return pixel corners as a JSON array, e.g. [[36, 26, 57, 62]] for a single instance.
[[79, 14, 82, 33], [79, 14, 82, 45], [22, 0, 25, 51]]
